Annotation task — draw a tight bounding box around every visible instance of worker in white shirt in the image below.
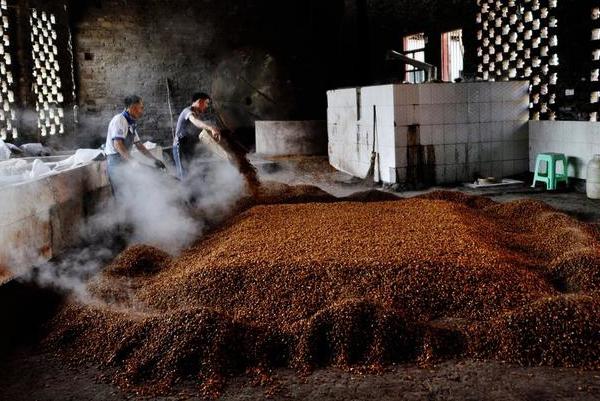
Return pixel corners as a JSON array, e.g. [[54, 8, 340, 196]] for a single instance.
[[104, 95, 165, 195]]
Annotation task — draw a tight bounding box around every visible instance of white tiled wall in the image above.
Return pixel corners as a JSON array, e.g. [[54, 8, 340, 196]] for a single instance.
[[529, 121, 600, 179], [327, 81, 530, 184]]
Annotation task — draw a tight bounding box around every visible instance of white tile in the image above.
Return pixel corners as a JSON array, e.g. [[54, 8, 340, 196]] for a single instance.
[[419, 84, 433, 105], [456, 124, 469, 143], [467, 163, 481, 180], [481, 141, 492, 162], [434, 144, 445, 164], [479, 102, 492, 123], [491, 142, 503, 161], [480, 83, 492, 102], [513, 140, 528, 160], [394, 146, 408, 168], [502, 121, 516, 141], [504, 81, 529, 102], [444, 124, 457, 144], [490, 105, 504, 123], [378, 144, 396, 167], [420, 125, 433, 145], [327, 88, 358, 108], [467, 103, 480, 123], [480, 161, 493, 177], [504, 101, 526, 121], [591, 123, 600, 143], [585, 124, 599, 145], [515, 109, 530, 122], [456, 164, 468, 182], [378, 165, 392, 183], [443, 104, 457, 123], [435, 165, 445, 183], [456, 103, 468, 124], [467, 142, 481, 163], [394, 84, 418, 105], [491, 122, 503, 141], [419, 104, 433, 124], [480, 123, 492, 142], [454, 85, 467, 103], [438, 84, 455, 104], [489, 83, 505, 102], [467, 83, 482, 103], [444, 165, 457, 182], [327, 108, 338, 125], [394, 106, 408, 125], [361, 85, 395, 108], [396, 167, 407, 182], [502, 142, 513, 160], [409, 105, 420, 124], [515, 159, 529, 174], [444, 144, 457, 164], [456, 143, 467, 164], [492, 161, 504, 177], [503, 160, 514, 176], [394, 125, 409, 147], [569, 123, 586, 143], [431, 125, 444, 144], [515, 122, 528, 141], [468, 123, 481, 143], [377, 104, 395, 124], [431, 104, 445, 124]]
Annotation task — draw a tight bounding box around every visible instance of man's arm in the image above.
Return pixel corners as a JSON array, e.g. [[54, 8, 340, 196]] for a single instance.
[[134, 142, 166, 169], [188, 114, 221, 141], [113, 138, 132, 161]]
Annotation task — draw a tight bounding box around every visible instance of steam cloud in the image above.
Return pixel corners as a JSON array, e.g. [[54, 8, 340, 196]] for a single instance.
[[7, 150, 247, 303]]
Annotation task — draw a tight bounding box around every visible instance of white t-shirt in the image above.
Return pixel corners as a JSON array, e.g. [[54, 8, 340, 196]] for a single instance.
[[104, 113, 140, 155]]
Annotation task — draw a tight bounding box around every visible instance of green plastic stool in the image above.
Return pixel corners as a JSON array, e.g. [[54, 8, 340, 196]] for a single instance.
[[531, 152, 569, 190]]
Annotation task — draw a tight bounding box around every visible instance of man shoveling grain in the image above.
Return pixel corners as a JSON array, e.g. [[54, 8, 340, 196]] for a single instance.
[[172, 92, 260, 196]]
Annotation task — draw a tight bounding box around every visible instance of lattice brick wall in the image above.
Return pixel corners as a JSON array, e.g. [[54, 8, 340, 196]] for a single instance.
[[0, 0, 16, 140], [591, 3, 600, 121], [30, 8, 64, 137], [476, 0, 559, 120]]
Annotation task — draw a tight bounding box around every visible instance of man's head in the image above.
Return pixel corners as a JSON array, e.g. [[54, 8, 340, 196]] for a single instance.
[[191, 92, 211, 112], [124, 95, 144, 120]]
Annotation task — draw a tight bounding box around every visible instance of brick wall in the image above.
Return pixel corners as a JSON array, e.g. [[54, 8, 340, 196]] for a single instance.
[[71, 0, 347, 148]]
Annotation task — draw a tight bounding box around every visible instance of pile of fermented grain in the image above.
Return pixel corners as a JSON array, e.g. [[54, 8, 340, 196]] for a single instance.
[[45, 189, 600, 396], [0, 264, 10, 283]]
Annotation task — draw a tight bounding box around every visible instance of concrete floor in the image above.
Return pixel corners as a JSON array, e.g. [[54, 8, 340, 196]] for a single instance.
[[1, 155, 600, 401]]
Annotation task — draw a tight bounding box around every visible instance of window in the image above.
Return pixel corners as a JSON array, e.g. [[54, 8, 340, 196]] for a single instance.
[[441, 29, 464, 82], [403, 33, 426, 84], [30, 9, 64, 137], [0, 0, 16, 140]]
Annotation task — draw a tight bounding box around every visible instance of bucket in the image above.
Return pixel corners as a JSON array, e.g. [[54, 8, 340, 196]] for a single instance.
[[586, 154, 600, 199]]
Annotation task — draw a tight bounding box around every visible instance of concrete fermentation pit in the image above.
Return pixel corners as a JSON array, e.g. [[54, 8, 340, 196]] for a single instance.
[[0, 146, 165, 276], [255, 121, 327, 156], [327, 82, 530, 184], [0, 160, 110, 274]]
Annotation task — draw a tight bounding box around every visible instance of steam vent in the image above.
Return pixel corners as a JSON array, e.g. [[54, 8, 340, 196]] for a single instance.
[[2, 1, 600, 400]]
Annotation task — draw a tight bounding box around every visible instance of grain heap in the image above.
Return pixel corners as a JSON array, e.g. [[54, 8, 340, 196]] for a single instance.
[[0, 264, 10, 283], [46, 190, 600, 396]]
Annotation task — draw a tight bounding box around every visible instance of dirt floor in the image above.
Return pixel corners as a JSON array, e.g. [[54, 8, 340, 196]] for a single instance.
[[1, 347, 599, 401], [2, 156, 600, 401]]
